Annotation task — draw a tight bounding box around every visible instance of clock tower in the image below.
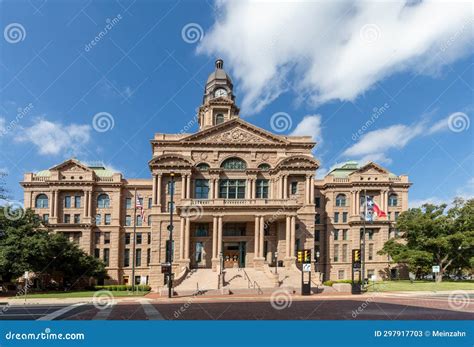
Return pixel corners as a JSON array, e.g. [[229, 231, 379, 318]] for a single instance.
[[198, 59, 240, 131]]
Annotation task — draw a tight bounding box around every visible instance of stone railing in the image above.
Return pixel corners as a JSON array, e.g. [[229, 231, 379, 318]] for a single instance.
[[182, 198, 299, 207], [32, 176, 49, 181]]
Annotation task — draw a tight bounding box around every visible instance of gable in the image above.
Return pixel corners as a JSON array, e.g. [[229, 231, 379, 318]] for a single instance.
[[50, 159, 91, 173], [351, 162, 389, 175], [180, 119, 288, 145]]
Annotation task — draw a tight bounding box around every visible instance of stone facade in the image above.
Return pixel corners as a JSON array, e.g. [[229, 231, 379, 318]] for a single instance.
[[20, 60, 411, 291]]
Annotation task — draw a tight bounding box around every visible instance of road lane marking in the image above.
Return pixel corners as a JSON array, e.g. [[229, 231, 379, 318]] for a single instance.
[[92, 303, 116, 320], [140, 300, 164, 320], [36, 303, 86, 321]]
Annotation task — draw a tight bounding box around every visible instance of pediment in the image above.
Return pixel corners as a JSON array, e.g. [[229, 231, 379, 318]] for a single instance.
[[276, 155, 319, 170], [50, 159, 91, 173], [352, 162, 389, 175], [149, 154, 193, 168], [181, 119, 288, 145]]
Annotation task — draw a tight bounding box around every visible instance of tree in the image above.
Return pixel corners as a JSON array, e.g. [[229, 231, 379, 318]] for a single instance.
[[379, 198, 474, 282], [0, 208, 108, 288]]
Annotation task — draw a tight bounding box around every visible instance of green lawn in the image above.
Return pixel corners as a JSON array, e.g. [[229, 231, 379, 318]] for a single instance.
[[366, 280, 474, 292], [11, 290, 149, 299]]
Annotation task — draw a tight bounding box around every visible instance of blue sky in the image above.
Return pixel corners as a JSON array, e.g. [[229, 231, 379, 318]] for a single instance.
[[0, 0, 473, 207]]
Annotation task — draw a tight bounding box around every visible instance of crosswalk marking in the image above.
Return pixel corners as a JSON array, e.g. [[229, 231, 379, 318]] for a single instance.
[[92, 302, 116, 320], [140, 300, 164, 320], [37, 303, 85, 321]]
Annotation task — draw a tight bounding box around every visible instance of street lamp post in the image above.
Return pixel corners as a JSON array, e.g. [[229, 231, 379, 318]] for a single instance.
[[315, 251, 320, 273], [274, 251, 278, 275], [168, 173, 175, 299]]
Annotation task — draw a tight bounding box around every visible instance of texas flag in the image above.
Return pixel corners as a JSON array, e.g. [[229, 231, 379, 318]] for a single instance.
[[363, 196, 386, 221], [135, 194, 145, 221]]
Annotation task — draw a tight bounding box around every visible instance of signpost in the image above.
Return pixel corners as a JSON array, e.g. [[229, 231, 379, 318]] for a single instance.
[[297, 249, 312, 295], [351, 249, 362, 294], [432, 265, 440, 273]]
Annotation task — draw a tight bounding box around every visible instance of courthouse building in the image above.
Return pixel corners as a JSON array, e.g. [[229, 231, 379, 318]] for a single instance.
[[21, 60, 411, 291]]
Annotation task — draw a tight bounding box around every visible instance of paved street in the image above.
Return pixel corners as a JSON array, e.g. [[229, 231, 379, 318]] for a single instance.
[[0, 293, 472, 320]]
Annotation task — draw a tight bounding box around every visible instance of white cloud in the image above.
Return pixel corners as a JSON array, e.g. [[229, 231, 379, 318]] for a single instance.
[[16, 119, 91, 156], [0, 117, 5, 134], [198, 1, 473, 114], [290, 114, 322, 143], [409, 177, 474, 208], [343, 123, 424, 158], [409, 197, 446, 208]]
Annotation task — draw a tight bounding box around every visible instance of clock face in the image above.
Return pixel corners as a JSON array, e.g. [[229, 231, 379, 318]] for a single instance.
[[214, 88, 228, 98]]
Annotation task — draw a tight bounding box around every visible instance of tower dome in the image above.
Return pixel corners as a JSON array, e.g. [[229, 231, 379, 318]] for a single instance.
[[206, 59, 233, 86]]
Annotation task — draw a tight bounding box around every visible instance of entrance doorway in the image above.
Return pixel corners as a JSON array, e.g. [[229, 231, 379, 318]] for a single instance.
[[223, 242, 246, 268]]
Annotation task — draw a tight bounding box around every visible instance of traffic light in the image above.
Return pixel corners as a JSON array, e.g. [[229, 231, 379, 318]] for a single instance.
[[353, 249, 360, 262], [304, 249, 311, 263], [297, 251, 303, 263]]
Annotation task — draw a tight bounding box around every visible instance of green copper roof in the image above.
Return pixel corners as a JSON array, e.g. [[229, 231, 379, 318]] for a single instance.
[[35, 161, 116, 177], [36, 170, 51, 177], [327, 161, 397, 178]]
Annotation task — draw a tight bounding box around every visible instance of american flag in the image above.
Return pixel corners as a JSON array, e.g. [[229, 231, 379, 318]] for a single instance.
[[135, 194, 145, 221]]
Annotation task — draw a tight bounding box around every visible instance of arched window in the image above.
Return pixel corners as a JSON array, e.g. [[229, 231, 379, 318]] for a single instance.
[[258, 163, 271, 171], [215, 114, 224, 125], [335, 194, 346, 207], [388, 194, 398, 207], [196, 163, 210, 171], [221, 157, 247, 170], [35, 194, 49, 208], [97, 194, 110, 208]]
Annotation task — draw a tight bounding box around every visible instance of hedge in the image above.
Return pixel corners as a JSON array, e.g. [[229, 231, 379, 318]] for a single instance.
[[323, 280, 353, 286], [94, 285, 151, 291]]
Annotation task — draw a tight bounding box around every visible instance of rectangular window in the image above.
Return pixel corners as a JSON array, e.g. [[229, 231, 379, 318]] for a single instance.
[[74, 214, 80, 224], [95, 232, 100, 244], [315, 230, 320, 242], [342, 212, 348, 223], [138, 197, 143, 207], [147, 216, 151, 226], [64, 214, 71, 223], [96, 214, 101, 225], [136, 215, 142, 226], [256, 179, 269, 198], [135, 249, 141, 266], [167, 202, 175, 212], [368, 243, 374, 260], [333, 244, 339, 262], [315, 197, 321, 208], [125, 233, 131, 245], [338, 270, 345, 280], [135, 276, 141, 285], [195, 224, 209, 237], [124, 249, 130, 267], [368, 230, 374, 240], [388, 212, 391, 220], [136, 233, 142, 245], [343, 229, 348, 241], [291, 181, 298, 195], [315, 213, 321, 224], [64, 196, 71, 208], [43, 214, 49, 224], [126, 198, 132, 209], [334, 229, 339, 241], [219, 179, 246, 199], [74, 196, 81, 208], [104, 232, 110, 244], [103, 248, 110, 267], [394, 212, 400, 221], [125, 215, 131, 226], [342, 244, 348, 262], [94, 248, 100, 258], [334, 212, 339, 223], [148, 198, 152, 209], [105, 214, 111, 225], [195, 179, 210, 199], [147, 248, 151, 266], [223, 223, 246, 236], [147, 233, 151, 244]]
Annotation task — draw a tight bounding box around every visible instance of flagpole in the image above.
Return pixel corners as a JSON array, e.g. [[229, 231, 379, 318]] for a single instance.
[[132, 187, 137, 292], [361, 189, 367, 290]]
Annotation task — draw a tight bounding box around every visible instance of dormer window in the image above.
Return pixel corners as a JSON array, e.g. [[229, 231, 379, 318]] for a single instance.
[[215, 114, 224, 125]]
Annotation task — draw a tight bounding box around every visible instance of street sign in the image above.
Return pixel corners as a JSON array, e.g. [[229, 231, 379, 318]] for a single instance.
[[161, 263, 171, 273], [432, 265, 440, 273], [24, 271, 29, 280], [302, 263, 311, 272]]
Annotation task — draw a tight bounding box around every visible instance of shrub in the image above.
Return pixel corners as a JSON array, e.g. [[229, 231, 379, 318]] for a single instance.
[[323, 280, 353, 286], [94, 284, 151, 292]]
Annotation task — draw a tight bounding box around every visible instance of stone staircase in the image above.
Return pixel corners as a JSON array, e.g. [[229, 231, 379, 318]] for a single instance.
[[174, 268, 219, 295]]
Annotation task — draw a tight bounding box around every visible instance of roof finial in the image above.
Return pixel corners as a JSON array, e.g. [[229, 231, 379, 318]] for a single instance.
[[215, 58, 224, 69]]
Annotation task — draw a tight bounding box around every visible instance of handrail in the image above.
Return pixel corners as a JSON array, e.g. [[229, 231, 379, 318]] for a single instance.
[[241, 268, 263, 294]]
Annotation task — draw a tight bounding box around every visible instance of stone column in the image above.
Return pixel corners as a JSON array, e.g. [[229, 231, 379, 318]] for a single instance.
[[254, 216, 260, 259], [247, 178, 252, 199], [184, 217, 190, 261], [209, 178, 214, 200], [305, 175, 310, 204], [186, 174, 191, 199], [152, 174, 157, 205], [283, 175, 288, 199], [179, 217, 185, 260], [310, 175, 315, 204], [252, 179, 257, 199], [285, 215, 291, 259], [157, 174, 162, 206], [181, 175, 186, 200], [212, 216, 218, 271], [49, 191, 54, 217], [269, 179, 273, 199], [290, 215, 296, 258], [217, 216, 223, 255], [54, 190, 59, 218]]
